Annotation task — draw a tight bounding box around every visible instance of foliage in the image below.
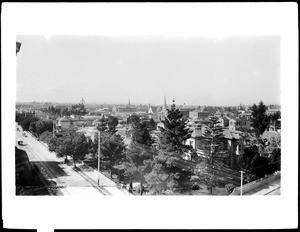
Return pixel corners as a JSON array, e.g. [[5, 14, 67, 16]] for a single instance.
[[225, 184, 235, 194], [48, 131, 89, 167], [16, 112, 39, 131], [96, 115, 119, 134], [198, 116, 228, 165], [128, 115, 156, 146], [144, 100, 192, 194], [124, 142, 156, 183], [100, 133, 126, 176], [39, 131, 53, 144], [195, 161, 219, 194], [89, 126, 125, 175], [41, 105, 62, 116], [250, 101, 270, 137], [158, 100, 192, 153], [107, 115, 119, 134], [269, 148, 281, 172], [69, 103, 87, 115], [195, 116, 228, 194], [250, 154, 272, 177], [35, 120, 53, 136], [144, 161, 180, 195]]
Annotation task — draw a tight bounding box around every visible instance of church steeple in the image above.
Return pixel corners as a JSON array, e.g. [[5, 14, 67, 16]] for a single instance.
[[128, 98, 130, 106], [163, 95, 167, 111]]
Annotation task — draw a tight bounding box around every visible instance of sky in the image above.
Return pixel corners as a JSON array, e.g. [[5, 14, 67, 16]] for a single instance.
[[16, 35, 280, 106]]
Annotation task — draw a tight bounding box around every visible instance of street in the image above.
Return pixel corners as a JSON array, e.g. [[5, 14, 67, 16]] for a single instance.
[[15, 125, 127, 196]]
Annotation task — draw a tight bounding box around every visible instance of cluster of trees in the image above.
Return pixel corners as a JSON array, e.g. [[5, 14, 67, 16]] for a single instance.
[[122, 101, 194, 194], [242, 139, 281, 180], [41, 102, 87, 117], [16, 100, 281, 195], [250, 101, 281, 137], [48, 130, 89, 167], [238, 100, 282, 181], [88, 115, 126, 177], [16, 112, 53, 137]]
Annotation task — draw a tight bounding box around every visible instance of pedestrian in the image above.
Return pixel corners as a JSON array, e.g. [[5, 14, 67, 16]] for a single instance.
[[128, 181, 133, 193], [140, 182, 144, 196]]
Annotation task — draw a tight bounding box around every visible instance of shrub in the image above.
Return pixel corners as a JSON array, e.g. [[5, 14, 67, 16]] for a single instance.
[[225, 184, 235, 194], [191, 182, 200, 190]]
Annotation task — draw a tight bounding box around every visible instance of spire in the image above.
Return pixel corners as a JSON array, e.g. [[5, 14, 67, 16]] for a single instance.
[[128, 98, 130, 106], [163, 95, 167, 111]]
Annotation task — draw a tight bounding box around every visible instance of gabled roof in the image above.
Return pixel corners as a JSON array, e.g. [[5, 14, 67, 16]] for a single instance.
[[223, 129, 243, 140]]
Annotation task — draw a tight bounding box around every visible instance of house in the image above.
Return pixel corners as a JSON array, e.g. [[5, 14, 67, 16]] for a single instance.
[[217, 116, 230, 128], [222, 129, 245, 168], [184, 126, 245, 168], [55, 116, 94, 130], [179, 110, 190, 120], [229, 116, 251, 131], [185, 126, 205, 150], [76, 126, 98, 141], [238, 112, 252, 120], [189, 110, 211, 121]]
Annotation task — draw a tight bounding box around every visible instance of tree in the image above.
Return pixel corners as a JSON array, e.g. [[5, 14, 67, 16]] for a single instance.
[[107, 115, 119, 134], [144, 100, 192, 194], [70, 103, 87, 115], [100, 134, 126, 177], [128, 116, 156, 146], [48, 131, 89, 167], [96, 115, 108, 132], [124, 115, 157, 183], [250, 154, 272, 177], [250, 101, 270, 137], [195, 116, 228, 194], [29, 120, 38, 135], [124, 142, 156, 183], [158, 100, 192, 153], [35, 120, 53, 136], [198, 116, 227, 165], [269, 148, 281, 172], [61, 107, 71, 116], [39, 131, 53, 144]]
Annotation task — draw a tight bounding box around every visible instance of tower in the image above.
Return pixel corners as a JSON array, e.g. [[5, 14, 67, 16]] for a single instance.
[[80, 97, 85, 105]]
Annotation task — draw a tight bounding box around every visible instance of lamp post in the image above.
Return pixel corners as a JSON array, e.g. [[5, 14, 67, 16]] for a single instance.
[[240, 171, 244, 196]]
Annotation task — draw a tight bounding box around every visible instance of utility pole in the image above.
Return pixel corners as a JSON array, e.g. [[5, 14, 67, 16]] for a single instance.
[[97, 129, 101, 186], [240, 171, 244, 196], [53, 119, 55, 138]]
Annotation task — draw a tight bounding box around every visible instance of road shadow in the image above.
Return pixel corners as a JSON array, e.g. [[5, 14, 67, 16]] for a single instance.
[[15, 146, 67, 196]]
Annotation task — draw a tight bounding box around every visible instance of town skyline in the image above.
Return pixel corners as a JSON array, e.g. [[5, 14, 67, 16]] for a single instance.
[[16, 35, 281, 106]]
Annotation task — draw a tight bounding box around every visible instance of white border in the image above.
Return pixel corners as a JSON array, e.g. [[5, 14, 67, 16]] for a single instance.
[[2, 3, 298, 230]]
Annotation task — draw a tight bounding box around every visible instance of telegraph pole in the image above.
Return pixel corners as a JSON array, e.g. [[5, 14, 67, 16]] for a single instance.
[[240, 171, 244, 196], [53, 119, 55, 138], [97, 129, 101, 185]]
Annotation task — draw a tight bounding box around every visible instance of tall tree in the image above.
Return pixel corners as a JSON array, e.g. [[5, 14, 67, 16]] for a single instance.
[[251, 101, 270, 137], [129, 116, 156, 146], [159, 100, 192, 153], [195, 116, 228, 194], [124, 142, 156, 183], [100, 133, 126, 177], [124, 115, 157, 183], [145, 100, 192, 194], [107, 115, 119, 134], [49, 131, 89, 167]]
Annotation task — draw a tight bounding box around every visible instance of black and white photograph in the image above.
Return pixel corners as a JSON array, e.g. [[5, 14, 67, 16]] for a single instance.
[[2, 2, 298, 230]]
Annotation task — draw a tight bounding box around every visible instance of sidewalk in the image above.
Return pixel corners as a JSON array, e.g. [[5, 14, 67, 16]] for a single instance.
[[75, 162, 132, 196], [39, 138, 131, 196]]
